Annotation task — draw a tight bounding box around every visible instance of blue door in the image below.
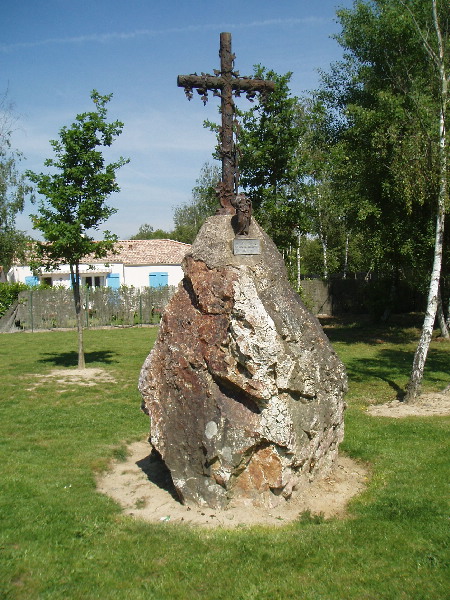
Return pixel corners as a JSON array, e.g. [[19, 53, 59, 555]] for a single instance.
[[106, 273, 121, 289], [25, 276, 40, 287], [149, 272, 168, 288]]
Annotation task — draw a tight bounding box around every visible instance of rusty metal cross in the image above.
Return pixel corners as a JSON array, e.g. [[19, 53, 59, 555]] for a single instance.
[[177, 32, 275, 214]]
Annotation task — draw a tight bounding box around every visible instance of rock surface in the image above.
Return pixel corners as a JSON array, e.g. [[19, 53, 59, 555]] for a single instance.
[[139, 216, 347, 509]]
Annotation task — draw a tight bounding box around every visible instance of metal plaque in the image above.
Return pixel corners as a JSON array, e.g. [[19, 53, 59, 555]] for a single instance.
[[233, 238, 261, 255]]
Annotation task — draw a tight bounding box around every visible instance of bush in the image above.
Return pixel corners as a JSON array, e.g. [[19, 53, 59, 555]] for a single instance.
[[0, 282, 29, 317]]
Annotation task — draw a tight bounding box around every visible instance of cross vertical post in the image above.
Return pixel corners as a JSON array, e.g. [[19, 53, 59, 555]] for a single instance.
[[219, 32, 235, 211], [177, 32, 275, 214]]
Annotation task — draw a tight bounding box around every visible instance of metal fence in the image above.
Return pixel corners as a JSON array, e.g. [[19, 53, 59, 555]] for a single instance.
[[14, 285, 177, 331]]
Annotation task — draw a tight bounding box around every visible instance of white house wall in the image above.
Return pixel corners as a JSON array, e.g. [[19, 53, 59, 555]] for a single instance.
[[7, 262, 184, 289], [122, 265, 184, 288]]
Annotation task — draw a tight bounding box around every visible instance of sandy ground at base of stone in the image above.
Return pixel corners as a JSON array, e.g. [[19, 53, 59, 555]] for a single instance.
[[96, 440, 369, 528], [32, 368, 448, 527], [367, 388, 450, 418]]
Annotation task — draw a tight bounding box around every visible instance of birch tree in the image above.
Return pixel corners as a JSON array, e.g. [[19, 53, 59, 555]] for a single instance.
[[0, 91, 30, 271], [405, 0, 448, 401]]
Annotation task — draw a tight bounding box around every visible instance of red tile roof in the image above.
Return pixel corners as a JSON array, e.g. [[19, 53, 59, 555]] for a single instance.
[[96, 239, 191, 265], [14, 239, 191, 267]]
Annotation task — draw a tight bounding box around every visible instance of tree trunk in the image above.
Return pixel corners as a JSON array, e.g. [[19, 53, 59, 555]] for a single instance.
[[436, 288, 449, 338], [296, 230, 301, 291], [404, 210, 443, 401], [343, 233, 349, 279], [405, 2, 447, 401], [70, 263, 85, 369], [318, 219, 329, 279], [404, 0, 448, 402]]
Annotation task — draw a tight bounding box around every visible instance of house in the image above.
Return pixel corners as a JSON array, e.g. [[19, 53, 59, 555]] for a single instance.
[[7, 239, 191, 289]]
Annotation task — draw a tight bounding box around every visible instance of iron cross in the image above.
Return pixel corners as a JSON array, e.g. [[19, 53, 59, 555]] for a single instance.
[[177, 32, 275, 214]]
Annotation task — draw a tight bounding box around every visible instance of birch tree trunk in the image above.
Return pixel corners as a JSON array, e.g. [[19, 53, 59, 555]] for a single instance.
[[318, 216, 329, 280], [405, 0, 447, 402], [436, 288, 449, 338], [321, 235, 328, 280], [343, 233, 349, 279]]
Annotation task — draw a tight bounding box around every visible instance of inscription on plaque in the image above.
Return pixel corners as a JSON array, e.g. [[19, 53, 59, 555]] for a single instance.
[[233, 238, 261, 255]]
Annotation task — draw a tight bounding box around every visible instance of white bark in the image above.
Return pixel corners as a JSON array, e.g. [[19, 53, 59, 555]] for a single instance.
[[436, 289, 449, 338], [318, 218, 329, 279], [343, 233, 349, 279], [405, 0, 447, 401]]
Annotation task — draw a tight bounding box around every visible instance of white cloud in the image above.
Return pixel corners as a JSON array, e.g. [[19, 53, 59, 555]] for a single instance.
[[0, 18, 327, 53]]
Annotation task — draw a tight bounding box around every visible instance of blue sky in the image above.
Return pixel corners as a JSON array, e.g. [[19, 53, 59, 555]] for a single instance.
[[2, 0, 353, 239]]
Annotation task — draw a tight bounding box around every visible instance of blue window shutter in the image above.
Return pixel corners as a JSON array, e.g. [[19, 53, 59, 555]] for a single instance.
[[69, 274, 79, 289], [149, 272, 168, 288], [107, 273, 120, 289], [25, 276, 39, 287]]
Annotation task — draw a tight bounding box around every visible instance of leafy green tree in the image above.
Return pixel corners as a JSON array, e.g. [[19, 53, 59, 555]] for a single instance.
[[401, 0, 449, 400], [237, 69, 302, 201], [131, 224, 173, 240], [171, 162, 220, 243], [298, 99, 361, 280], [203, 67, 307, 254], [27, 90, 129, 368], [0, 91, 31, 272], [319, 0, 449, 397], [235, 67, 307, 249], [319, 2, 433, 283]]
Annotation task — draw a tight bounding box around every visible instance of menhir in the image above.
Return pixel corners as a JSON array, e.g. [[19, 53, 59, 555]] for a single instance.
[[139, 215, 347, 509]]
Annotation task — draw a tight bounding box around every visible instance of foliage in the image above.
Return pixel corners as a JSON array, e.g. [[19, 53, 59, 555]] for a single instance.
[[0, 281, 29, 316], [0, 91, 31, 271], [0, 324, 449, 599], [320, 0, 450, 398], [237, 68, 303, 203], [235, 67, 307, 248], [27, 90, 129, 367], [202, 67, 306, 250], [27, 90, 129, 271], [200, 66, 369, 283], [318, 0, 448, 287], [171, 162, 220, 243], [298, 99, 372, 279], [130, 224, 173, 240]]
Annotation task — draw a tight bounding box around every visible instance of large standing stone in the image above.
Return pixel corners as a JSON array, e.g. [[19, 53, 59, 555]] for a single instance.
[[139, 216, 347, 509]]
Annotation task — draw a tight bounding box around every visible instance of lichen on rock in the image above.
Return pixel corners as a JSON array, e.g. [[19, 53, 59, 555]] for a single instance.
[[139, 215, 347, 509]]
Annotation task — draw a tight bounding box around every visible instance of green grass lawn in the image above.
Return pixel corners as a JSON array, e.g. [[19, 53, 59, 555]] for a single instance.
[[0, 321, 449, 600]]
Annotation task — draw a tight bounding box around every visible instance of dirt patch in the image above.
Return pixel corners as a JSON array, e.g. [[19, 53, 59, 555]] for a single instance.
[[367, 388, 450, 418], [97, 440, 368, 528], [28, 368, 116, 391]]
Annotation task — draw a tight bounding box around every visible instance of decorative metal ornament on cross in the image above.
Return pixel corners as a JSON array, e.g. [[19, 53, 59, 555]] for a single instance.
[[177, 32, 275, 216]]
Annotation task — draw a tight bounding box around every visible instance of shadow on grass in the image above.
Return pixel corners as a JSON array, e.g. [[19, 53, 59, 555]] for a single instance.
[[322, 319, 422, 345], [39, 350, 117, 367], [346, 347, 450, 400]]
